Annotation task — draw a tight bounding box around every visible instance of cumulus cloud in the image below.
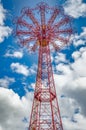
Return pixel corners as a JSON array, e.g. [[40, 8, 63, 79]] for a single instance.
[[54, 65, 86, 129], [0, 3, 5, 25], [5, 50, 23, 58], [11, 63, 29, 76], [29, 64, 37, 75], [10, 63, 37, 76], [54, 45, 86, 112], [73, 27, 86, 47], [0, 4, 12, 43], [54, 53, 67, 63], [64, 0, 86, 18], [63, 113, 86, 130], [0, 87, 33, 130], [0, 26, 12, 43], [0, 76, 15, 88], [71, 47, 86, 77]]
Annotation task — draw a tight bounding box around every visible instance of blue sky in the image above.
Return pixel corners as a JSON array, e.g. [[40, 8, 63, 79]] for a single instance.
[[0, 0, 86, 130]]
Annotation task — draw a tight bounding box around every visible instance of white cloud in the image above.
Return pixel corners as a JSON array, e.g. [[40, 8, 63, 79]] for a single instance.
[[54, 72, 86, 130], [0, 4, 12, 43], [72, 51, 81, 60], [73, 27, 86, 47], [0, 4, 5, 25], [72, 47, 86, 77], [5, 50, 23, 58], [64, 0, 86, 18], [63, 113, 86, 130], [0, 76, 15, 88], [54, 46, 86, 112], [0, 87, 33, 130], [11, 62, 37, 76], [11, 63, 29, 76], [80, 27, 86, 38], [0, 26, 12, 43], [54, 53, 67, 63], [29, 64, 37, 75]]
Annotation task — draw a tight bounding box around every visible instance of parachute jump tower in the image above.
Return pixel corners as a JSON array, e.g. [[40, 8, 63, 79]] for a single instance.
[[15, 2, 73, 130]]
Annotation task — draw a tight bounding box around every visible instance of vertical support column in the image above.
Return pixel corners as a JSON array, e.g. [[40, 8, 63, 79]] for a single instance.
[[29, 46, 42, 130], [29, 45, 63, 130]]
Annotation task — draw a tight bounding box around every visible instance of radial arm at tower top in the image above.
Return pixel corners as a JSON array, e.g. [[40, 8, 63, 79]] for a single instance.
[[48, 8, 59, 26]]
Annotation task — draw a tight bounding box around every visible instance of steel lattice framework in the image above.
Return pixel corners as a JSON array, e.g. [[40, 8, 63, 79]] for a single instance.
[[14, 2, 73, 130]]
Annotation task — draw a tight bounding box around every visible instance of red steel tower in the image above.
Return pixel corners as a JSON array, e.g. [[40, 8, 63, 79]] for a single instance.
[[14, 2, 73, 130]]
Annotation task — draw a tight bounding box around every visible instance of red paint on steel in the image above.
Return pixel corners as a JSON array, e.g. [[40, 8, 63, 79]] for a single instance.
[[14, 2, 73, 130]]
